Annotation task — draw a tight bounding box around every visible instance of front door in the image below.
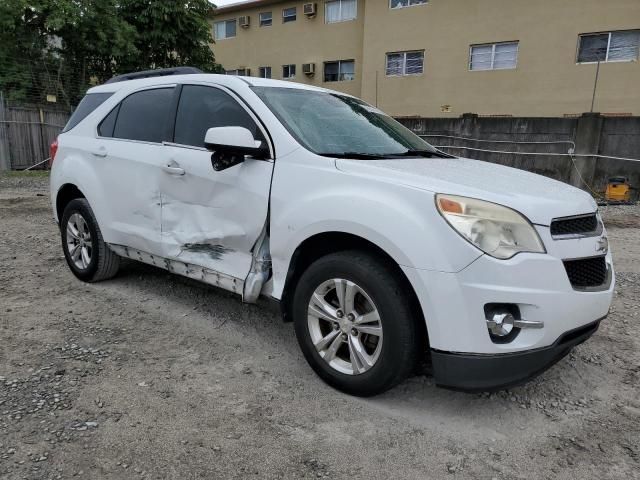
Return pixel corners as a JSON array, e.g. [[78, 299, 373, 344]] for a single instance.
[[160, 84, 274, 282]]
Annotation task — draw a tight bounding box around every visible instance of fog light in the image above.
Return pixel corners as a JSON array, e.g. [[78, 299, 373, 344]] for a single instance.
[[487, 313, 515, 337]]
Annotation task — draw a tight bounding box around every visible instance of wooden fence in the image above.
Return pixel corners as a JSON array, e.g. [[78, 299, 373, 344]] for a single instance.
[[0, 94, 70, 170]]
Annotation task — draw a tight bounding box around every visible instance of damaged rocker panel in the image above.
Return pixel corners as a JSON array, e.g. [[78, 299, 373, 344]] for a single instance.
[[108, 244, 244, 295]]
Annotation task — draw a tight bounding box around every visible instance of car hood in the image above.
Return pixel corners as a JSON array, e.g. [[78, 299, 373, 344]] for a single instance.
[[335, 156, 597, 226]]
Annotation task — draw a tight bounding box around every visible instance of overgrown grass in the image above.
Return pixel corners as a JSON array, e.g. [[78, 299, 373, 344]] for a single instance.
[[2, 170, 50, 178]]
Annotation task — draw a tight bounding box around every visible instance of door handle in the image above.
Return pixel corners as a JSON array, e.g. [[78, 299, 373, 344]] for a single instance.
[[91, 146, 107, 157], [162, 163, 185, 176]]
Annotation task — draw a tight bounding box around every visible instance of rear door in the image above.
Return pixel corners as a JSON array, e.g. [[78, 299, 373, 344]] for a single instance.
[[93, 86, 175, 255], [160, 83, 274, 281]]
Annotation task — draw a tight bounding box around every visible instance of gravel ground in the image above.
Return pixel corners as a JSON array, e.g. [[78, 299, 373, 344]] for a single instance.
[[1, 172, 639, 480]]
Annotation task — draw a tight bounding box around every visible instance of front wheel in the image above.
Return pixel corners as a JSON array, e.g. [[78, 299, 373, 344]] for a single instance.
[[292, 251, 420, 396]]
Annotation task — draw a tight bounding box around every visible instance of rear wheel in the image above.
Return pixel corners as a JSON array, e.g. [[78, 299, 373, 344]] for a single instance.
[[60, 198, 120, 282], [292, 251, 419, 396]]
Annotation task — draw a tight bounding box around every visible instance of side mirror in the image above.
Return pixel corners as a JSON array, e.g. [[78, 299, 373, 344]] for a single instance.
[[204, 127, 267, 158]]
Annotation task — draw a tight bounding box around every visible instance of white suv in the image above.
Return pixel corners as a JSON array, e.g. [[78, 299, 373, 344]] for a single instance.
[[50, 69, 614, 396]]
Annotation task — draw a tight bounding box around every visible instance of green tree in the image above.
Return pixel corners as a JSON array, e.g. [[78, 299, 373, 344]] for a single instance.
[[119, 0, 222, 74], [0, 0, 222, 107]]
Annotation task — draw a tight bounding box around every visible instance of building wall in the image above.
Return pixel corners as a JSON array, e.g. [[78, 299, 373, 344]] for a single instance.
[[211, 0, 640, 117], [211, 0, 366, 98]]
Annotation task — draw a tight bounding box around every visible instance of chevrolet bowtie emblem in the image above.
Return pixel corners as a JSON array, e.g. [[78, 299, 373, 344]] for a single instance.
[[596, 236, 609, 254]]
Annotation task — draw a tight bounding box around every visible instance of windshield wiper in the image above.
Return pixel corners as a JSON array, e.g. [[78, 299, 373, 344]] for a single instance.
[[387, 149, 449, 158], [317, 152, 389, 160]]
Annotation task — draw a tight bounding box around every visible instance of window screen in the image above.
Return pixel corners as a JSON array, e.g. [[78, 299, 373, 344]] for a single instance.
[[63, 93, 113, 133], [470, 42, 518, 70], [390, 0, 426, 8], [112, 88, 174, 143], [259, 12, 272, 26], [578, 30, 639, 63], [214, 19, 236, 39], [283, 7, 296, 22], [325, 0, 357, 23], [173, 85, 263, 148], [386, 51, 424, 76]]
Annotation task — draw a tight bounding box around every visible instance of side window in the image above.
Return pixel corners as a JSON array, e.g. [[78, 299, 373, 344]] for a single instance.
[[173, 85, 264, 148], [98, 105, 119, 137], [112, 88, 174, 143]]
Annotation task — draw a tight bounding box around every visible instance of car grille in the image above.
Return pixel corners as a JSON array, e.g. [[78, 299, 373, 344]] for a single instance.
[[550, 214, 598, 236], [563, 256, 608, 289]]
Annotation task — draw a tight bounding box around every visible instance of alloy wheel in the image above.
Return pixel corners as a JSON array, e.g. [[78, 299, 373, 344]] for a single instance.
[[307, 278, 383, 375], [66, 213, 93, 270]]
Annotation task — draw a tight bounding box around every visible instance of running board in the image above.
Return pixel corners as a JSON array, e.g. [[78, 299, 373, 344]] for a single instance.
[[108, 244, 243, 295]]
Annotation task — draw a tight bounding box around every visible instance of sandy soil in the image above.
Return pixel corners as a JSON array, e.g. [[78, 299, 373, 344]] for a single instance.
[[1, 172, 639, 480]]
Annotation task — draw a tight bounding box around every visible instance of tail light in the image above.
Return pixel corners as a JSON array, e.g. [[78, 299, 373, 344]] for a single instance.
[[48, 138, 58, 168]]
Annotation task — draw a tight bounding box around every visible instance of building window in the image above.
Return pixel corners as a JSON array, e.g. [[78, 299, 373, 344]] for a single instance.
[[385, 51, 424, 76], [282, 64, 296, 79], [324, 60, 355, 82], [225, 68, 247, 76], [259, 66, 272, 78], [259, 12, 272, 27], [390, 0, 426, 9], [214, 19, 236, 40], [283, 7, 296, 23], [577, 30, 640, 63], [325, 0, 357, 23], [469, 42, 519, 71]]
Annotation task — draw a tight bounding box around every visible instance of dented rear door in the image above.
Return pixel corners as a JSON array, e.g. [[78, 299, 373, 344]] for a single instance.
[[159, 84, 274, 281]]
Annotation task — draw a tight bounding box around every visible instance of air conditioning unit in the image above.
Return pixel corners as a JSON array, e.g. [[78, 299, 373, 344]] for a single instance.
[[303, 63, 316, 75], [303, 3, 317, 17], [239, 15, 250, 27]]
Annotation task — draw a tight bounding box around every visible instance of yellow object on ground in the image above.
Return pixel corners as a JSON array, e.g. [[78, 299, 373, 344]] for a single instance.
[[605, 177, 631, 202]]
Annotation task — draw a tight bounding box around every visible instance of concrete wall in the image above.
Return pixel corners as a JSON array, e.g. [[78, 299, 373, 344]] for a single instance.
[[398, 114, 640, 199], [211, 0, 640, 118]]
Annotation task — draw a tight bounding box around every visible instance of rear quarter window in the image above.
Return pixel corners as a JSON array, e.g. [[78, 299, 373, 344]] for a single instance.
[[62, 93, 114, 132]]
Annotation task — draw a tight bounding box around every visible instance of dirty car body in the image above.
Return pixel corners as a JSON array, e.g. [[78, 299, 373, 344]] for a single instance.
[[50, 72, 614, 395]]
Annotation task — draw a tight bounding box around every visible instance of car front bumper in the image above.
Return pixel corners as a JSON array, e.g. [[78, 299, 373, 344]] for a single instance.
[[430, 318, 602, 391], [401, 241, 614, 390]]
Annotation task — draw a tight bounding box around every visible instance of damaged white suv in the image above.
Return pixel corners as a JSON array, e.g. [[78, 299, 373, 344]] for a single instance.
[[50, 68, 614, 396]]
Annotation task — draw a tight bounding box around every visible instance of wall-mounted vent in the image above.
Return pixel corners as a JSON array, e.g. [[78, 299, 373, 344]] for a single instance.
[[239, 15, 250, 28], [303, 63, 316, 75]]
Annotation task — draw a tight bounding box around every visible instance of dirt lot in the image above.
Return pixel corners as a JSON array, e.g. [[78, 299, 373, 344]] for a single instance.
[[1, 172, 639, 480]]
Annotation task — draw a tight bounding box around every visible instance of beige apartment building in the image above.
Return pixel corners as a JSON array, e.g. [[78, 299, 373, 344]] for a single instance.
[[211, 0, 640, 117]]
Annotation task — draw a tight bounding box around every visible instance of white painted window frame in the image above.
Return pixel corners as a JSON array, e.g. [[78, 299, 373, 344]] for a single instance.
[[469, 41, 519, 71], [389, 0, 427, 10], [214, 19, 236, 40], [282, 64, 296, 79], [259, 66, 272, 78], [323, 59, 355, 82], [259, 12, 272, 27], [577, 30, 640, 64], [325, 0, 358, 24], [385, 50, 424, 77], [282, 7, 297, 23]]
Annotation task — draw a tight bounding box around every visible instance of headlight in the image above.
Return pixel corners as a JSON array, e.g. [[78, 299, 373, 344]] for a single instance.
[[436, 194, 546, 259]]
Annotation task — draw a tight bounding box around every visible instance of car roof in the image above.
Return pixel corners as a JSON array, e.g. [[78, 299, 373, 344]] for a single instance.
[[87, 74, 334, 95]]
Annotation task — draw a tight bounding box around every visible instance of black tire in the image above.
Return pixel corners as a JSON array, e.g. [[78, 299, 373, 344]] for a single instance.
[[292, 250, 420, 397], [60, 198, 120, 282]]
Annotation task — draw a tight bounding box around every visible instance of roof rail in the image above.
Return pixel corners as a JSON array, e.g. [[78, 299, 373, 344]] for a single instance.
[[104, 67, 203, 84]]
